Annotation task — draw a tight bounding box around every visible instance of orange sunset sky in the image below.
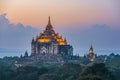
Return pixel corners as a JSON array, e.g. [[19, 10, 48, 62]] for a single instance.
[[0, 0, 120, 28]]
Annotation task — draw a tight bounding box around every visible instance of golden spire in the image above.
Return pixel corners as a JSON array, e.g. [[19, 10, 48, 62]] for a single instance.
[[90, 44, 93, 49], [89, 44, 94, 54], [48, 16, 51, 25]]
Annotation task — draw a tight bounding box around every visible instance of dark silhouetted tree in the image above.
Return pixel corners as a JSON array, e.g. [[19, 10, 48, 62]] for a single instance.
[[79, 63, 116, 80]]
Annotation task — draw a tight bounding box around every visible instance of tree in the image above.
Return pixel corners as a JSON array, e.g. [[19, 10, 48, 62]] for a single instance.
[[79, 75, 103, 80], [13, 66, 39, 80], [79, 63, 116, 80], [54, 62, 82, 80]]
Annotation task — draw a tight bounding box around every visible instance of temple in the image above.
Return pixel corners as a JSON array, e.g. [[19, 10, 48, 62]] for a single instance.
[[31, 16, 73, 56], [85, 44, 97, 61]]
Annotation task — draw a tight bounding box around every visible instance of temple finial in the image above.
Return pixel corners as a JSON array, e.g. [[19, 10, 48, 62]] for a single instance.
[[48, 16, 51, 25], [90, 43, 93, 49]]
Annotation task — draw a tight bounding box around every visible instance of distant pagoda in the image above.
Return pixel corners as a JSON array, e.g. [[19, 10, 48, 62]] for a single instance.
[[85, 44, 97, 61], [31, 16, 73, 56]]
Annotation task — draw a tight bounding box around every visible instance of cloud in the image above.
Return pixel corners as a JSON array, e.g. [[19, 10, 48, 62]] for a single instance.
[[59, 24, 120, 55], [0, 14, 40, 51], [80, 24, 120, 49]]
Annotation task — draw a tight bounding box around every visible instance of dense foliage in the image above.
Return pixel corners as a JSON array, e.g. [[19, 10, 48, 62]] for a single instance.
[[0, 62, 116, 80], [0, 53, 120, 80]]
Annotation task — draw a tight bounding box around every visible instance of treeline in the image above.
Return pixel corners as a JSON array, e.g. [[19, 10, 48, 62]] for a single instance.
[[0, 62, 116, 80]]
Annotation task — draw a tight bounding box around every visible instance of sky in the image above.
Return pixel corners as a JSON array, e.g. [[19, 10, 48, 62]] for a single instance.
[[0, 0, 120, 57], [0, 0, 120, 28]]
